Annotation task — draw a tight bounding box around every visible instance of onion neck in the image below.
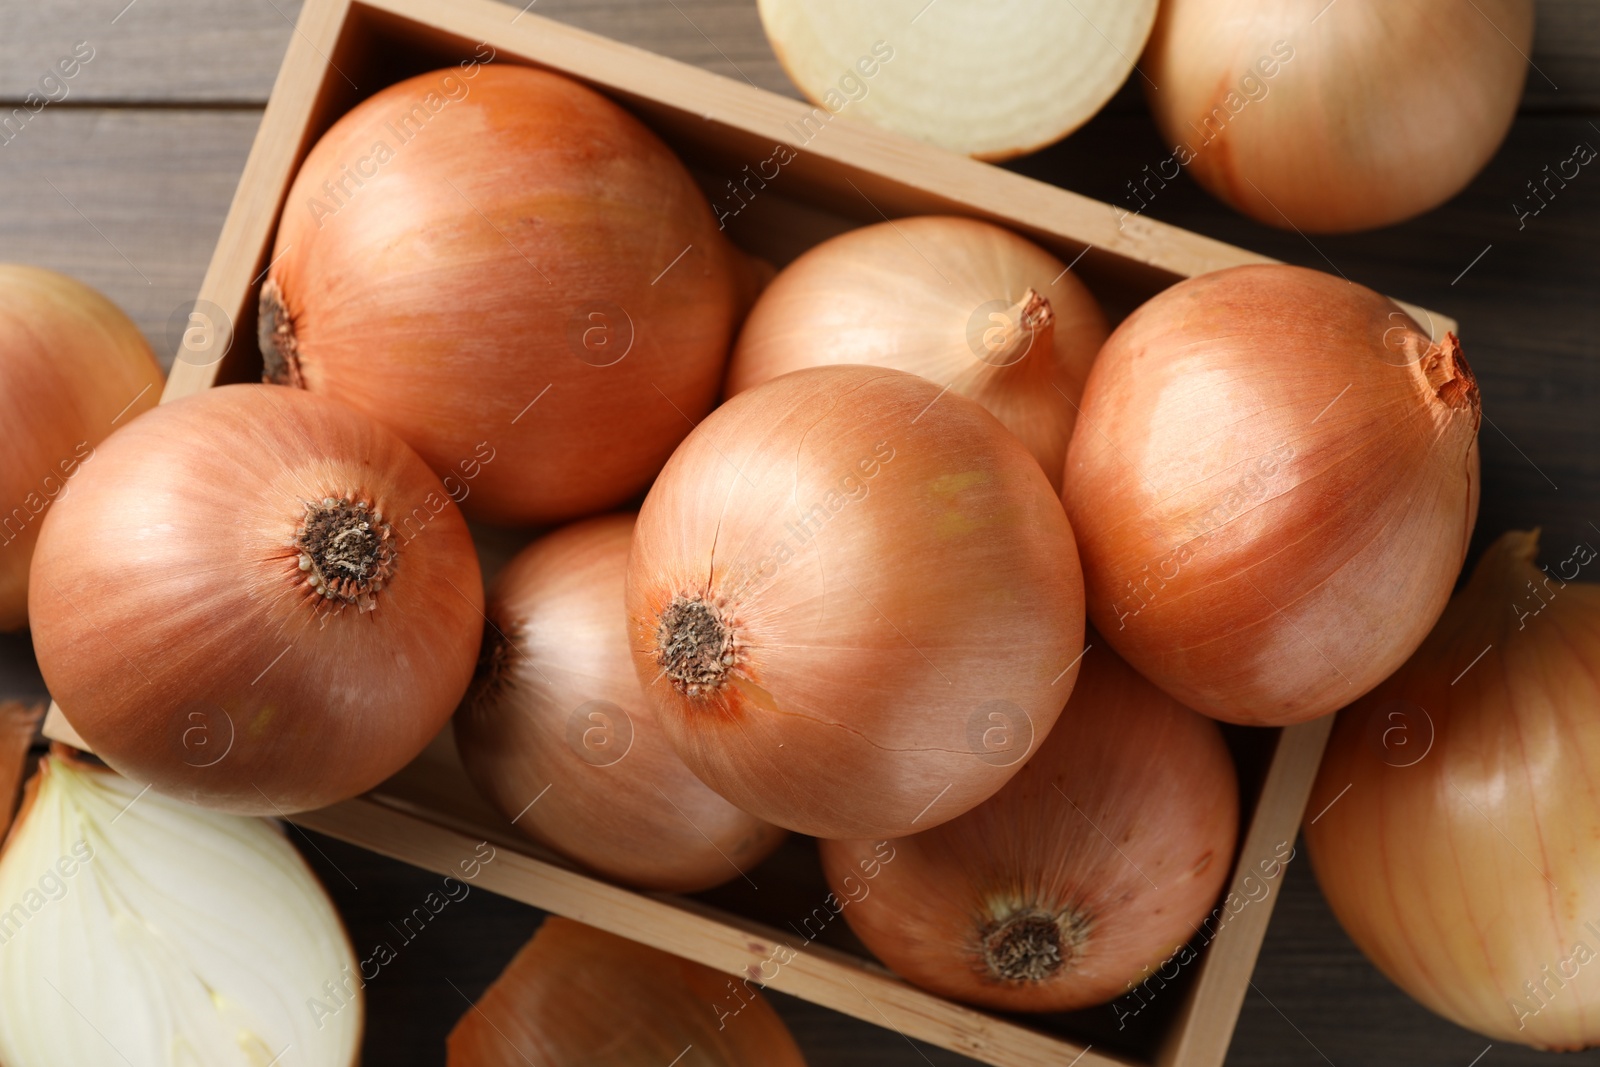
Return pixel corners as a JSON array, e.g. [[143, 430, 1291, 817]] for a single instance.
[[1421, 332, 1478, 416], [259, 278, 305, 388], [976, 289, 1055, 376], [655, 595, 737, 696], [979, 905, 1087, 983]]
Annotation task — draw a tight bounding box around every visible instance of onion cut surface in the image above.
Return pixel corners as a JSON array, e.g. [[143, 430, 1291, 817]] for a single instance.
[[758, 0, 1158, 160]]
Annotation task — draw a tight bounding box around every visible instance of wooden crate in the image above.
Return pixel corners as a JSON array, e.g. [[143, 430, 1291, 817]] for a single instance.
[[40, 0, 1458, 1062]]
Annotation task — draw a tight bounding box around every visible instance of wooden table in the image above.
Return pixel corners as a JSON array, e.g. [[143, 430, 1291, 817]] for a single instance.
[[3, 1, 1599, 1063]]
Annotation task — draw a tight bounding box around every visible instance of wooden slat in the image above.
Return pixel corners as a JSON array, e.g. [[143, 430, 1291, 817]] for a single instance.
[[162, 0, 351, 395], [1154, 716, 1335, 1067], [291, 794, 1134, 1067], [165, 0, 1456, 405]]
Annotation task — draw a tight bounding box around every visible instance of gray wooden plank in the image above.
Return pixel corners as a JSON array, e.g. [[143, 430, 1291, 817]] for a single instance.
[[0, 0, 797, 104], [1530, 0, 1600, 111], [0, 109, 260, 363]]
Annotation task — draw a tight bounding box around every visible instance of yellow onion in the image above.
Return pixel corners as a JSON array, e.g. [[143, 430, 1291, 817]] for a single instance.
[[1144, 0, 1533, 232], [29, 384, 483, 814], [454, 513, 786, 892], [0, 752, 361, 1067], [757, 0, 1158, 160], [627, 365, 1085, 839], [447, 917, 806, 1066], [820, 641, 1237, 1011], [1064, 264, 1480, 726], [263, 64, 756, 526], [0, 265, 162, 631], [727, 216, 1108, 492], [1308, 530, 1600, 1049]]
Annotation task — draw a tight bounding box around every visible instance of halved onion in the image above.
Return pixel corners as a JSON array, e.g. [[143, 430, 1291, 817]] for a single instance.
[[758, 0, 1159, 160], [0, 752, 361, 1067]]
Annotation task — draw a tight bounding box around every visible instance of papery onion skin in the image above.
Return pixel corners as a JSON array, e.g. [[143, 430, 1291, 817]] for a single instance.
[[0, 265, 163, 632], [1064, 264, 1480, 726], [454, 513, 786, 892], [626, 364, 1085, 840], [0, 754, 361, 1067], [29, 383, 483, 814], [263, 65, 752, 526], [1143, 0, 1532, 233], [726, 216, 1108, 492], [447, 917, 807, 1066], [1307, 530, 1600, 1050], [820, 640, 1237, 1011]]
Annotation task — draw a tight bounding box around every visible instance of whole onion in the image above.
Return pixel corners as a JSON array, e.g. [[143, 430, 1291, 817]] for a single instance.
[[448, 917, 807, 1066], [1144, 0, 1533, 232], [1064, 264, 1480, 726], [454, 513, 787, 892], [626, 364, 1085, 840], [727, 216, 1108, 492], [1308, 530, 1600, 1049], [0, 265, 162, 631], [262, 64, 756, 525], [820, 641, 1237, 1012], [29, 384, 483, 814]]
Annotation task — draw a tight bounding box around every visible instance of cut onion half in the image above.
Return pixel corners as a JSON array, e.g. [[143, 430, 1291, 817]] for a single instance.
[[757, 0, 1158, 160]]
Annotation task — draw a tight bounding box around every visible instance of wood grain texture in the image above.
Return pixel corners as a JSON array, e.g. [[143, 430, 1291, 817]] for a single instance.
[[0, 109, 258, 360], [3, 0, 1600, 1064], [0, 0, 794, 102]]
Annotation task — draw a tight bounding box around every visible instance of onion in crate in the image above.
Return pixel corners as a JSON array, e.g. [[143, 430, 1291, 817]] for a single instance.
[[260, 64, 759, 525], [28, 384, 483, 814], [1063, 264, 1480, 726], [454, 513, 786, 892], [820, 641, 1238, 1012], [727, 216, 1109, 492], [626, 364, 1085, 840]]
